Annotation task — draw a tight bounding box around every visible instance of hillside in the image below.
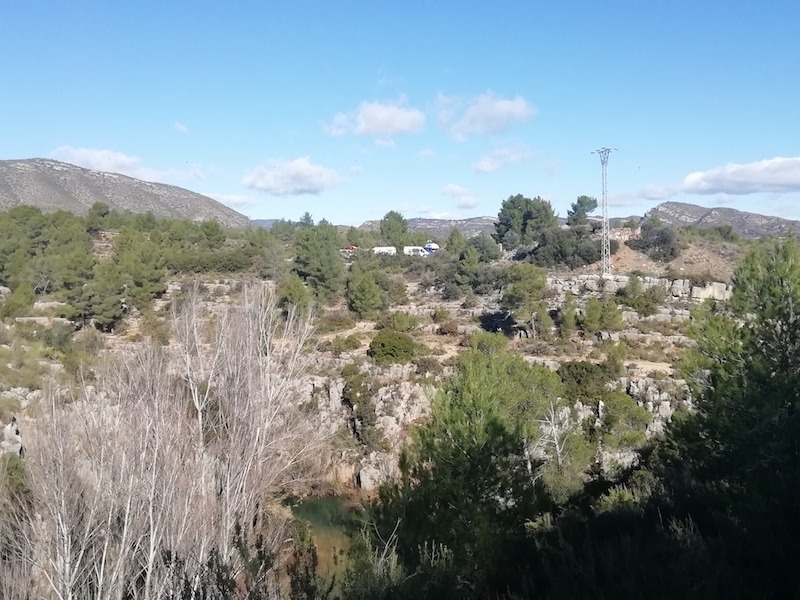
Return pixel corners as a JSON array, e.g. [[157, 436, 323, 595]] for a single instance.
[[359, 216, 497, 238], [0, 158, 251, 229], [645, 201, 800, 238]]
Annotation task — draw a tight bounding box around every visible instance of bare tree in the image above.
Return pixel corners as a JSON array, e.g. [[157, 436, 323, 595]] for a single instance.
[[5, 283, 331, 599]]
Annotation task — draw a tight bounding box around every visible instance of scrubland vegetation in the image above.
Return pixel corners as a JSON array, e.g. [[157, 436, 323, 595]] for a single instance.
[[2, 196, 796, 599]]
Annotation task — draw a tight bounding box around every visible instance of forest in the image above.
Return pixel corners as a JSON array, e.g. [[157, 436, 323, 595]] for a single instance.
[[0, 196, 795, 599]]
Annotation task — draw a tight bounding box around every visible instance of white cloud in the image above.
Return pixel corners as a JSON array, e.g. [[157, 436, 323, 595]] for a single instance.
[[472, 145, 530, 173], [356, 100, 425, 136], [681, 156, 800, 194], [242, 157, 342, 196], [173, 121, 188, 134], [373, 138, 396, 148], [323, 113, 351, 137], [441, 183, 480, 209], [324, 99, 425, 138], [51, 146, 205, 182], [637, 156, 800, 202], [437, 92, 536, 141]]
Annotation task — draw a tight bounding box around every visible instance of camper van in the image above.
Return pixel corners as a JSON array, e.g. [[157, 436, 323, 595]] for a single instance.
[[372, 246, 397, 255], [403, 246, 429, 257]]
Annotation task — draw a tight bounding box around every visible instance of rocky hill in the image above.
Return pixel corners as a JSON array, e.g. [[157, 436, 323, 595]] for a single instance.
[[645, 201, 800, 238], [359, 216, 497, 238], [0, 158, 251, 229]]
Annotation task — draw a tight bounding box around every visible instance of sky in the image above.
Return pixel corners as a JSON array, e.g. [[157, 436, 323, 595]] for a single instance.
[[1, 0, 799, 226]]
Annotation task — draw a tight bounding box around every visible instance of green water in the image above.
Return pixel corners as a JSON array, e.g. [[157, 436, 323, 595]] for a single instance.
[[290, 495, 360, 576]]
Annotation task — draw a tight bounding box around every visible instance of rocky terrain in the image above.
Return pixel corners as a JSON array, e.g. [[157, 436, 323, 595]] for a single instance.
[[0, 158, 251, 229], [358, 216, 498, 238], [645, 201, 800, 238]]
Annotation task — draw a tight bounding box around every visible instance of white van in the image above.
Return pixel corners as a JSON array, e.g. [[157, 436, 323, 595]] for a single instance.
[[403, 246, 429, 257], [372, 246, 397, 255]]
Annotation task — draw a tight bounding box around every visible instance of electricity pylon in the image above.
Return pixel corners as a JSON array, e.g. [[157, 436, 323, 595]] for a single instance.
[[592, 147, 616, 276]]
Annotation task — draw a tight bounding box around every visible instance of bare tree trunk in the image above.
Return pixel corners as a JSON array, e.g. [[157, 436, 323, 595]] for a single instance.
[[6, 282, 332, 599]]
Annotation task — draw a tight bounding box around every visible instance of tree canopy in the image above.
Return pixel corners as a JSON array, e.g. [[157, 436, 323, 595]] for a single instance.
[[493, 194, 557, 250]]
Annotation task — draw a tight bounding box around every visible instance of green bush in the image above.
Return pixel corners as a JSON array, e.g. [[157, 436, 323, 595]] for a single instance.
[[42, 322, 77, 351], [316, 310, 356, 333], [324, 334, 362, 356], [581, 298, 624, 333], [627, 220, 681, 261], [375, 311, 418, 333], [367, 330, 417, 366], [468, 331, 508, 354]]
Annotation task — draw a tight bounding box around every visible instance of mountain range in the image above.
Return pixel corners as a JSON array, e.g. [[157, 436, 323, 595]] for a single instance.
[[0, 158, 250, 229], [644, 201, 800, 238], [0, 159, 797, 240]]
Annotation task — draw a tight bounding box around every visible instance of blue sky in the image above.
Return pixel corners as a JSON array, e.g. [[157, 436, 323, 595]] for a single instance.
[[2, 0, 799, 226]]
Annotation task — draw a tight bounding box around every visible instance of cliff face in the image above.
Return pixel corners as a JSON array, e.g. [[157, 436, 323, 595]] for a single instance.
[[645, 201, 800, 238], [0, 158, 251, 229]]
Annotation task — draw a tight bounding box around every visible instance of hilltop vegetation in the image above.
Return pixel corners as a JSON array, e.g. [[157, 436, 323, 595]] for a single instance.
[[2, 193, 794, 599]]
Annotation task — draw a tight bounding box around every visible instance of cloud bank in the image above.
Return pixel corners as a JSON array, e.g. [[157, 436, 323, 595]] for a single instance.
[[681, 156, 800, 195], [51, 146, 205, 182], [639, 156, 800, 200], [325, 99, 425, 137], [242, 157, 342, 196], [437, 92, 536, 141]]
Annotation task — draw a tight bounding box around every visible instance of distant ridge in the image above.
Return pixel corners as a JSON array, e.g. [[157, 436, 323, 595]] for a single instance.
[[358, 216, 498, 238], [0, 158, 251, 229], [645, 201, 800, 239]]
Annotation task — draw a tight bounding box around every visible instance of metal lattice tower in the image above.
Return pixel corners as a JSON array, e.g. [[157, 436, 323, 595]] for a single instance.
[[592, 147, 615, 276]]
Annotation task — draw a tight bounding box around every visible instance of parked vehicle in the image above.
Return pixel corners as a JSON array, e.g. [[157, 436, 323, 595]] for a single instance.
[[372, 246, 397, 255], [403, 246, 429, 257]]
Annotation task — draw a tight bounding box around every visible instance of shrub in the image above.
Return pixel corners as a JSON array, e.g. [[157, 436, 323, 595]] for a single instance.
[[461, 292, 479, 309], [140, 312, 170, 345], [42, 322, 77, 351], [581, 298, 624, 333], [323, 334, 362, 356], [431, 307, 451, 323], [414, 356, 443, 378], [627, 220, 681, 261], [437, 321, 460, 336], [72, 328, 106, 356], [340, 363, 382, 451], [316, 310, 356, 333], [468, 331, 508, 354], [367, 330, 417, 366], [441, 281, 462, 300], [375, 311, 418, 333]]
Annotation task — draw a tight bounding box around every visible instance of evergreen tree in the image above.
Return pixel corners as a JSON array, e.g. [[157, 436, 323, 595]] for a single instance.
[[347, 272, 385, 317], [494, 194, 557, 250], [293, 222, 345, 301], [379, 211, 409, 248]]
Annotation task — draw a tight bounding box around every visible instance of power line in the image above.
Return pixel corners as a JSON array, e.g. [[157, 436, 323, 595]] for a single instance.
[[592, 147, 616, 276]]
